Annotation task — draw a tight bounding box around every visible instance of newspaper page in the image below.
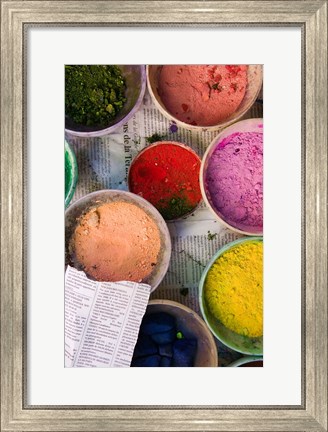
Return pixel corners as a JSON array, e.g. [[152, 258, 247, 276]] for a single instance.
[[67, 87, 263, 366], [65, 266, 151, 368]]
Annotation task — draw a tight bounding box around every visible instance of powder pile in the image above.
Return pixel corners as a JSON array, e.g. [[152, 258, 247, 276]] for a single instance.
[[204, 241, 263, 338], [71, 201, 161, 282], [205, 130, 263, 233], [129, 142, 201, 220], [158, 65, 248, 126], [65, 65, 126, 127]]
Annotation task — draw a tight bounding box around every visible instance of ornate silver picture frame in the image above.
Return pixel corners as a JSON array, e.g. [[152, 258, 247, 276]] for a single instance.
[[1, 1, 327, 431]]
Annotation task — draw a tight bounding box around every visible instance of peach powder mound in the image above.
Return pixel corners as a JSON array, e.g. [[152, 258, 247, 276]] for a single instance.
[[71, 201, 161, 282]]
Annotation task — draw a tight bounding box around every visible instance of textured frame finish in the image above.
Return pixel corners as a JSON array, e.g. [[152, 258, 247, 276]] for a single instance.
[[1, 1, 327, 431]]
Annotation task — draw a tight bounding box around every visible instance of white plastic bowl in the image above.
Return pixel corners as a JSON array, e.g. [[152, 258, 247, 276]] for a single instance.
[[65, 65, 146, 138], [147, 65, 262, 132], [199, 237, 263, 356], [65, 189, 171, 292], [200, 118, 263, 236]]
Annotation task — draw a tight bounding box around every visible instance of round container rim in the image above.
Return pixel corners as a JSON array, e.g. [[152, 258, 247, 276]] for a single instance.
[[199, 118, 263, 236], [198, 236, 263, 355], [65, 65, 147, 138], [65, 188, 172, 292], [127, 140, 203, 222], [146, 65, 263, 132], [228, 355, 263, 367], [65, 140, 78, 208]]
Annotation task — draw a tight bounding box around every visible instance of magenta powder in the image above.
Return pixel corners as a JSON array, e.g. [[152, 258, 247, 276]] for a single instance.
[[205, 131, 263, 233]]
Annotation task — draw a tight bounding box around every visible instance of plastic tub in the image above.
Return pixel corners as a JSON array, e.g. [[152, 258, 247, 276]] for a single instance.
[[65, 189, 171, 292], [128, 141, 202, 221], [200, 118, 263, 236], [65, 140, 78, 208], [199, 237, 263, 356], [65, 65, 146, 138], [147, 65, 262, 132], [135, 299, 218, 367]]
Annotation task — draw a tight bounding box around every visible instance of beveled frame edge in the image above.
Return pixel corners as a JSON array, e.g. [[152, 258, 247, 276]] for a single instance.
[[0, 1, 327, 431]]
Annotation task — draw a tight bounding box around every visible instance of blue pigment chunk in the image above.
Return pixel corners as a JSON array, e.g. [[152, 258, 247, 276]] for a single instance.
[[158, 343, 173, 358], [131, 355, 161, 367], [140, 312, 176, 335], [151, 329, 176, 345], [133, 334, 158, 358], [172, 338, 197, 367], [160, 356, 172, 367]]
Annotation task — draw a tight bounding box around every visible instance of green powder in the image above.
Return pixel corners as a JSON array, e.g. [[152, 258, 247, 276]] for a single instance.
[[65, 65, 126, 127], [157, 196, 195, 220]]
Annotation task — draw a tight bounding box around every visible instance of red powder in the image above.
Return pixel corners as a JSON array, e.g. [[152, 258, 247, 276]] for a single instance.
[[129, 142, 202, 220]]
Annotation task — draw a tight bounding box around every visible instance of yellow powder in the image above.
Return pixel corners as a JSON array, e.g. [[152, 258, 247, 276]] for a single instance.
[[204, 241, 263, 337]]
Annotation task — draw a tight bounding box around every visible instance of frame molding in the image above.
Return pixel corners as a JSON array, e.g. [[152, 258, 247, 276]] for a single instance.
[[1, 1, 327, 431]]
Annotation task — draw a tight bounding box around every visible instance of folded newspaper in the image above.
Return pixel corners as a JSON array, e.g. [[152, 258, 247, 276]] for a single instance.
[[65, 266, 151, 367]]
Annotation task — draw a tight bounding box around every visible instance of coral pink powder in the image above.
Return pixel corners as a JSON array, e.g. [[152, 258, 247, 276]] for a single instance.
[[158, 65, 248, 126]]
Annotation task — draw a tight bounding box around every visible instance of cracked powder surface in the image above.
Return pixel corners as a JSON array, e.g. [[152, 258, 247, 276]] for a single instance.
[[205, 131, 263, 233], [72, 201, 161, 282]]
